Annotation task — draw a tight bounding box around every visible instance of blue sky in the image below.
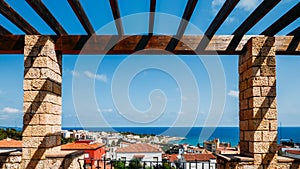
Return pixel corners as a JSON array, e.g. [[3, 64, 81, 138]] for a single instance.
[[0, 0, 299, 127]]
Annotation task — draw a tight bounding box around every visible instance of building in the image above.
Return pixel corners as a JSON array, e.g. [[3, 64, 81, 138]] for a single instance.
[[0, 138, 22, 153], [115, 143, 163, 166], [166, 153, 217, 169], [285, 150, 300, 159], [204, 138, 233, 154], [61, 140, 105, 168]]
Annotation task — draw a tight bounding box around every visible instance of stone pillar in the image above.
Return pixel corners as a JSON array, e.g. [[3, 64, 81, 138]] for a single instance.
[[22, 35, 62, 168], [239, 37, 277, 168]]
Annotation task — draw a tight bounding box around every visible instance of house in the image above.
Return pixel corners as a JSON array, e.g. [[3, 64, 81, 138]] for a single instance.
[[165, 153, 216, 169], [115, 143, 163, 166], [61, 140, 105, 168], [0, 138, 22, 153]]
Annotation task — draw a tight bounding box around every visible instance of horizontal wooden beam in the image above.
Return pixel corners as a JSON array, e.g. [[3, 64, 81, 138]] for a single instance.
[[0, 25, 12, 35], [0, 0, 39, 35], [0, 35, 299, 55]]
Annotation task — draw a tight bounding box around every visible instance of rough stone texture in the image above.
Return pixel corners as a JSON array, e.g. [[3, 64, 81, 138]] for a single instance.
[[22, 35, 63, 168], [219, 37, 278, 169], [0, 151, 22, 169]]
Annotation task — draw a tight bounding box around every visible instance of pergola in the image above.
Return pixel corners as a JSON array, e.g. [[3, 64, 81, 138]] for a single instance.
[[0, 0, 299, 168]]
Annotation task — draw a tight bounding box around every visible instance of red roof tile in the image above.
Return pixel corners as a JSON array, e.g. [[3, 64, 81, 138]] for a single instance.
[[165, 153, 216, 162], [286, 150, 300, 155], [61, 141, 104, 150], [0, 138, 22, 148], [116, 143, 162, 153]]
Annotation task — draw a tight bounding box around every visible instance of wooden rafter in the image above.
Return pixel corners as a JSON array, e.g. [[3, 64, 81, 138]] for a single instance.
[[196, 0, 239, 51], [0, 25, 12, 35], [26, 0, 67, 35], [68, 0, 94, 35], [0, 0, 39, 34], [227, 0, 280, 51], [149, 0, 156, 36], [287, 26, 300, 52], [134, 0, 156, 51], [1, 35, 299, 55], [109, 0, 124, 36], [261, 2, 300, 36], [166, 0, 198, 51]]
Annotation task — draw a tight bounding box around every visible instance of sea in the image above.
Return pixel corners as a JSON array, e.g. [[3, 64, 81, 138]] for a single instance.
[[61, 127, 300, 147]]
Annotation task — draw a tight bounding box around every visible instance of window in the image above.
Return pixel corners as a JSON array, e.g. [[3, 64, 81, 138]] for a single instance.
[[121, 157, 126, 161], [153, 157, 158, 162], [84, 153, 90, 158]]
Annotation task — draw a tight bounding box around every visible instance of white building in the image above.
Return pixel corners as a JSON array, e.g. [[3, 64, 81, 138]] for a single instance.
[[285, 150, 300, 159], [115, 143, 163, 166], [166, 153, 217, 169]]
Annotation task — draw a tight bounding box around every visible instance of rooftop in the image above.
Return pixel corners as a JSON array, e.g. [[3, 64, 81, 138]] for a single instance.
[[115, 143, 162, 153], [0, 138, 22, 148], [61, 141, 105, 150]]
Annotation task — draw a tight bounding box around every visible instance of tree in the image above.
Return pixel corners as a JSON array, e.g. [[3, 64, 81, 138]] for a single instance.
[[128, 158, 142, 169], [0, 128, 22, 140], [112, 160, 126, 169]]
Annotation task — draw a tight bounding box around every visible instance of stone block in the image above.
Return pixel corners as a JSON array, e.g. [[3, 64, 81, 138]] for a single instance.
[[32, 79, 53, 91], [250, 142, 270, 154], [24, 91, 39, 102], [248, 119, 269, 131], [270, 98, 277, 108], [239, 81, 247, 92], [269, 120, 278, 131], [239, 62, 248, 74], [240, 141, 249, 153], [23, 113, 39, 125], [261, 87, 276, 97], [252, 46, 276, 57], [253, 154, 262, 165], [52, 83, 61, 95], [24, 68, 41, 79], [249, 97, 269, 108], [23, 79, 32, 91], [268, 77, 276, 86], [240, 120, 248, 130], [32, 56, 52, 68], [262, 108, 277, 119], [250, 77, 269, 87], [245, 131, 262, 142], [240, 99, 249, 110], [262, 131, 277, 142], [261, 66, 276, 77]]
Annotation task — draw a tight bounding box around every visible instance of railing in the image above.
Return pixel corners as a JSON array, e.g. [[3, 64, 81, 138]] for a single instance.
[[77, 158, 217, 169]]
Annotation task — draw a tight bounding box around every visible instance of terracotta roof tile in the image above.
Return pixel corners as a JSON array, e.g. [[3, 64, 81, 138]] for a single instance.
[[61, 142, 105, 150], [116, 143, 162, 153], [286, 150, 300, 155], [164, 153, 216, 162], [0, 138, 22, 148]]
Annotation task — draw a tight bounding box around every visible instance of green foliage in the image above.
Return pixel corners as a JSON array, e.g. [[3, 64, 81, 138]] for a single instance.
[[120, 132, 155, 138], [0, 128, 22, 140], [112, 160, 126, 169], [162, 162, 174, 169], [61, 137, 77, 144], [128, 158, 142, 169]]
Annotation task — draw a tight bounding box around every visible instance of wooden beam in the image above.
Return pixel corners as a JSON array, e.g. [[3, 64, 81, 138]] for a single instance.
[[261, 2, 300, 36], [0, 1, 39, 34], [196, 0, 239, 51], [26, 0, 67, 35], [109, 0, 124, 36], [227, 0, 280, 51], [68, 0, 95, 35], [287, 26, 300, 52], [1, 35, 298, 55], [0, 25, 12, 35], [166, 0, 198, 51], [149, 0, 156, 36]]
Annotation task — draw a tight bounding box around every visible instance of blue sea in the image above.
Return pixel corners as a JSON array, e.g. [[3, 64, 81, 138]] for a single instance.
[[62, 127, 300, 147]]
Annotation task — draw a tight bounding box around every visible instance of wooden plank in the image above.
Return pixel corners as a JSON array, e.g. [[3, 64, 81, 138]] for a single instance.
[[109, 0, 124, 35], [26, 0, 67, 35], [196, 0, 239, 51], [0, 1, 39, 34], [68, 0, 95, 35], [227, 0, 280, 51], [149, 0, 156, 36], [0, 35, 299, 55], [0, 25, 12, 35], [166, 0, 198, 51], [261, 2, 300, 36], [287, 27, 300, 52]]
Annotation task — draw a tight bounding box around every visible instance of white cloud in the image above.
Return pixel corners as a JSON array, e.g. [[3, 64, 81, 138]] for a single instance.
[[84, 71, 108, 83], [71, 70, 80, 77], [97, 108, 113, 113], [2, 107, 21, 113], [0, 114, 9, 120], [226, 17, 235, 23], [212, 0, 260, 13], [228, 90, 239, 98], [237, 0, 261, 12]]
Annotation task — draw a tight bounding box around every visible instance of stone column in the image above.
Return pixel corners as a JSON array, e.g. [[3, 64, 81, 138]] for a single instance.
[[239, 36, 277, 168], [22, 35, 62, 168]]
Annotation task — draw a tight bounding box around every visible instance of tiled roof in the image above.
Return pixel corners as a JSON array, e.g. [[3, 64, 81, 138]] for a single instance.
[[164, 153, 216, 162], [116, 143, 162, 153], [0, 138, 22, 148], [286, 150, 300, 155], [61, 141, 104, 150]]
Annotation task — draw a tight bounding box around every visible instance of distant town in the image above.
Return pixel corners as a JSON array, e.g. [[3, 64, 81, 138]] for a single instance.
[[1, 128, 300, 169]]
